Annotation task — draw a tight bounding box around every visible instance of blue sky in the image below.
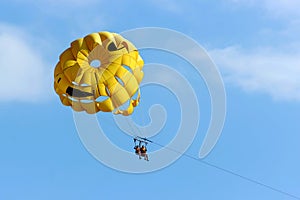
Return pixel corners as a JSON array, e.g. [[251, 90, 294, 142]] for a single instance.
[[1, 0, 300, 199]]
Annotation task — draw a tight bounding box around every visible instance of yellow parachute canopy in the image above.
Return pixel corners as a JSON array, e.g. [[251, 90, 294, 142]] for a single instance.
[[54, 31, 144, 115]]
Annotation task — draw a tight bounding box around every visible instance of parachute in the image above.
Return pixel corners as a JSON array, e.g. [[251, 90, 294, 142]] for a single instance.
[[54, 32, 144, 115]]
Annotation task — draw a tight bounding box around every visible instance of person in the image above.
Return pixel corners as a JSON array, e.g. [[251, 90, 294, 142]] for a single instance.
[[134, 145, 141, 159], [140, 145, 149, 161]]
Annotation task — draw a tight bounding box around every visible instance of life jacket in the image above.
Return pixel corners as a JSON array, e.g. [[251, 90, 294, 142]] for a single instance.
[[135, 147, 140, 154], [141, 147, 146, 153]]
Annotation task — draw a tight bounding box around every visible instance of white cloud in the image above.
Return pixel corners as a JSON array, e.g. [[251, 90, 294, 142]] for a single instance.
[[10, 0, 98, 6], [147, 0, 184, 14], [0, 24, 53, 103], [211, 0, 300, 101], [228, 0, 300, 18], [263, 0, 300, 16], [209, 46, 300, 101]]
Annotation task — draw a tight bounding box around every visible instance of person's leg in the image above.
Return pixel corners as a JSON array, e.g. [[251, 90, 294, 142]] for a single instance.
[[141, 153, 146, 160]]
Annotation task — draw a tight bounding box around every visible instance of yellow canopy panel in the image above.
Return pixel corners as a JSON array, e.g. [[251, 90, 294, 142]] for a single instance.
[[53, 31, 144, 115]]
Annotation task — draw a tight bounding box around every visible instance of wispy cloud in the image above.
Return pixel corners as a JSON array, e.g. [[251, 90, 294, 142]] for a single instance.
[[147, 0, 184, 14], [0, 24, 53, 103], [227, 0, 300, 18], [263, 0, 300, 17], [209, 46, 300, 101], [9, 0, 98, 7], [205, 0, 300, 101]]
